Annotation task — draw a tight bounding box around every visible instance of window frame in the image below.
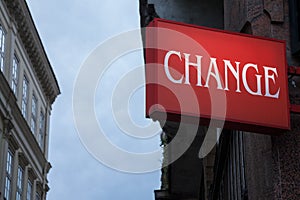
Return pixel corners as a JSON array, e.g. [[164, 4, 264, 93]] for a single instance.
[[30, 94, 37, 134], [16, 165, 24, 200], [4, 149, 14, 200], [26, 179, 33, 200], [38, 111, 45, 149], [0, 24, 5, 72], [35, 191, 41, 200], [22, 75, 29, 119], [11, 54, 20, 96]]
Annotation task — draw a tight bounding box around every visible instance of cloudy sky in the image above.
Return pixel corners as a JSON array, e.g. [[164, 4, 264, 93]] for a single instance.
[[27, 1, 161, 199]]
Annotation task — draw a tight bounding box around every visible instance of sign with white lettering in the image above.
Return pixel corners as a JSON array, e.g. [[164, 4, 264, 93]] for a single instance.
[[145, 18, 290, 133]]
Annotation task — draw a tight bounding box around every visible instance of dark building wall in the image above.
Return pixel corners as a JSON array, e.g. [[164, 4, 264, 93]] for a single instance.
[[140, 0, 300, 199], [272, 116, 300, 199], [140, 1, 225, 199], [225, 0, 300, 199], [147, 0, 224, 29], [224, 0, 299, 65], [243, 133, 274, 199]]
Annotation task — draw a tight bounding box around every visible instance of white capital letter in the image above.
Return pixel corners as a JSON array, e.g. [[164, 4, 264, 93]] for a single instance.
[[183, 53, 203, 86], [164, 51, 183, 84], [205, 58, 223, 90], [264, 66, 280, 98], [242, 63, 262, 96], [223, 60, 241, 92]]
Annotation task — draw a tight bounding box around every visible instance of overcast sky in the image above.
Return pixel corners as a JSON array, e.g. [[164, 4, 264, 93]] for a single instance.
[[27, 1, 161, 199]]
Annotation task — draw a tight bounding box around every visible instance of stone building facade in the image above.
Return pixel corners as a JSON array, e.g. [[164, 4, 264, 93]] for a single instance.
[[0, 1, 60, 200], [140, 0, 300, 199]]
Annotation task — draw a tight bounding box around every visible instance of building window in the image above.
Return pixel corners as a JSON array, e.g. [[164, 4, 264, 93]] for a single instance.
[[27, 180, 32, 200], [38, 111, 45, 149], [30, 95, 37, 134], [22, 76, 29, 119], [35, 192, 41, 200], [0, 25, 5, 72], [16, 166, 24, 200], [4, 150, 13, 200], [11, 55, 19, 96]]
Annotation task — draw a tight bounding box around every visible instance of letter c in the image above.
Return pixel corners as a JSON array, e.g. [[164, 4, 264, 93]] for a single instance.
[[164, 51, 183, 84]]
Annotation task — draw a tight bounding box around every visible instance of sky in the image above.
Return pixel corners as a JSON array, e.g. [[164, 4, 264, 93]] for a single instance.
[[27, 1, 162, 199]]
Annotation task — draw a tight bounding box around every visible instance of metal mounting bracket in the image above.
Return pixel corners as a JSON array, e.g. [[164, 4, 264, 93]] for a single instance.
[[288, 66, 300, 76], [291, 104, 300, 113], [288, 66, 300, 114]]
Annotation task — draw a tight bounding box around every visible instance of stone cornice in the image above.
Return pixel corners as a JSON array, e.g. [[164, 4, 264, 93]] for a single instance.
[[3, 0, 60, 104]]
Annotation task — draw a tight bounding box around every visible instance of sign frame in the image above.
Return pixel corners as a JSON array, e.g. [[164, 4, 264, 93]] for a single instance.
[[145, 18, 290, 134]]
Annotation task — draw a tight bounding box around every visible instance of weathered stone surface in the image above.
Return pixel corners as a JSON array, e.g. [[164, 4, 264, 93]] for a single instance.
[[272, 114, 300, 199], [246, 0, 264, 22], [264, 0, 284, 22], [251, 13, 271, 37], [224, 0, 300, 200], [141, 0, 300, 199], [224, 0, 247, 31], [148, 0, 224, 29], [244, 133, 274, 200]]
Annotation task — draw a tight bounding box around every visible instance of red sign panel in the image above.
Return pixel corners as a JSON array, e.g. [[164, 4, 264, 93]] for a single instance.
[[145, 18, 290, 133]]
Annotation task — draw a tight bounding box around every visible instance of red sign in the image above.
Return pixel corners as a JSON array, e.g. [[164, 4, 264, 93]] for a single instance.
[[145, 18, 290, 133]]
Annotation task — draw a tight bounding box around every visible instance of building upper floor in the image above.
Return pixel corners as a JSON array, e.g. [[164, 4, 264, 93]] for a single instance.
[[0, 0, 60, 157]]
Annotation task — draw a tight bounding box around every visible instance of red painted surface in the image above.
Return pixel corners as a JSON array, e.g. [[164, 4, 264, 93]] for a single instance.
[[145, 18, 290, 133], [288, 66, 300, 76], [291, 104, 300, 114]]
